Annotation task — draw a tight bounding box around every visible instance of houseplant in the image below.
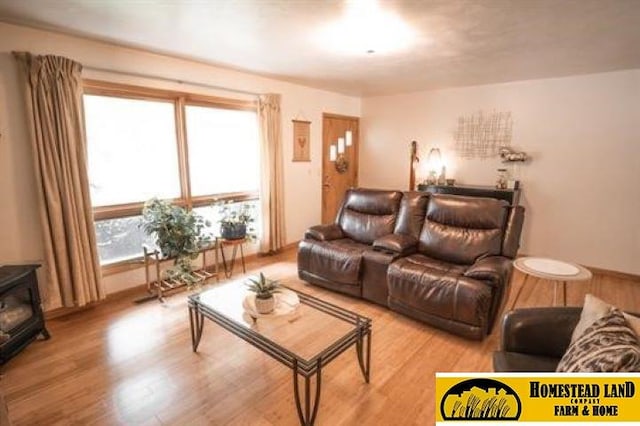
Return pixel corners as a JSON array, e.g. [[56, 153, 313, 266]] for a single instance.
[[141, 198, 211, 285], [245, 272, 281, 314], [214, 200, 257, 240]]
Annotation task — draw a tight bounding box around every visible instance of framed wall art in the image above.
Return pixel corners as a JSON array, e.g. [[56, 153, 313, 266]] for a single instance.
[[454, 110, 513, 159], [292, 119, 311, 162]]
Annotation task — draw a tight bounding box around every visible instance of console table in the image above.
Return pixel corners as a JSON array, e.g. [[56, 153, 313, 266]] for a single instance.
[[417, 183, 521, 205]]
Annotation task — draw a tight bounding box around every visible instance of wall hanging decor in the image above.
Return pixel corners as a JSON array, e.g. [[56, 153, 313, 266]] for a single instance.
[[499, 147, 529, 189], [454, 110, 513, 159], [499, 146, 528, 163], [328, 131, 352, 173], [292, 119, 311, 162]]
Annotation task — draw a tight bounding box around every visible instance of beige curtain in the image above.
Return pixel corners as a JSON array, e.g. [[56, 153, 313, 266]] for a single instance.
[[258, 94, 286, 254], [14, 52, 105, 309]]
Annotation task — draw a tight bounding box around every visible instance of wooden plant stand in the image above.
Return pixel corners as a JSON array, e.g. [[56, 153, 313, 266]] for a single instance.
[[143, 242, 220, 302]]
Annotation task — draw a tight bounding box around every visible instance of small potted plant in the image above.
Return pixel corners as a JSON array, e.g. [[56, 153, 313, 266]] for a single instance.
[[214, 200, 257, 241], [245, 272, 281, 314], [141, 198, 211, 285]]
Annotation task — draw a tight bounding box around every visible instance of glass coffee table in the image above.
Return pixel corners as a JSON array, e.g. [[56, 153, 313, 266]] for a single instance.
[[188, 279, 372, 425]]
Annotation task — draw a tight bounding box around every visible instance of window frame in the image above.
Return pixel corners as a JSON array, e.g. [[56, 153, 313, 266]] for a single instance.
[[83, 80, 259, 273]]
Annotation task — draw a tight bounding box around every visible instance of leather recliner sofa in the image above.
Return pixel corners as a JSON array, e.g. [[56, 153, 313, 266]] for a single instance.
[[298, 188, 525, 340]]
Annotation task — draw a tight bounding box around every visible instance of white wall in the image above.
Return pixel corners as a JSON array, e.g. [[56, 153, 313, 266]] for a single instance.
[[0, 22, 360, 299], [361, 70, 640, 275]]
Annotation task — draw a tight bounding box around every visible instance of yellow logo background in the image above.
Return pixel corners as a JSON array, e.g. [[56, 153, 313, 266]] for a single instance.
[[436, 374, 640, 423]]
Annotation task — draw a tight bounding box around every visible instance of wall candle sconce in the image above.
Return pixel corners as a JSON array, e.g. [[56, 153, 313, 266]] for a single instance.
[[345, 130, 352, 147], [329, 132, 351, 173]]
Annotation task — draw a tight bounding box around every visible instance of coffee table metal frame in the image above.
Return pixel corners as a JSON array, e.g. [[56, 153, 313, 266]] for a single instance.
[[188, 286, 372, 426]]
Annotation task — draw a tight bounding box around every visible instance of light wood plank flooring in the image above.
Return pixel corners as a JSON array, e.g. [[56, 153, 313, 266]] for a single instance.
[[2, 249, 638, 425]]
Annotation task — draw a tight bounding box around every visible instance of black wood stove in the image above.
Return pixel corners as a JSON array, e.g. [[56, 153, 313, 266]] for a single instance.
[[0, 264, 49, 365]]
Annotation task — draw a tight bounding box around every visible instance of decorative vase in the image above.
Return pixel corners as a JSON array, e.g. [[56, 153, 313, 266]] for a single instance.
[[220, 223, 247, 240], [255, 295, 275, 314], [496, 168, 508, 189]]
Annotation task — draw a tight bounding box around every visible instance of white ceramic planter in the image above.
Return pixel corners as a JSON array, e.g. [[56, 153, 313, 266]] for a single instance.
[[254, 296, 275, 314]]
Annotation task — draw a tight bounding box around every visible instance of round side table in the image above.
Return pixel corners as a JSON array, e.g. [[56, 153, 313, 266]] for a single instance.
[[511, 257, 592, 309]]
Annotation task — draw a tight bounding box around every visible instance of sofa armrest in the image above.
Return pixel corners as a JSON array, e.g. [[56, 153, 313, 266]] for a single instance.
[[373, 234, 417, 255], [464, 256, 512, 286], [304, 224, 344, 241], [500, 307, 582, 358]]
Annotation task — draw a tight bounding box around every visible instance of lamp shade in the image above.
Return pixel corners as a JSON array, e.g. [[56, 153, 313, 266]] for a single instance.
[[427, 147, 442, 172]]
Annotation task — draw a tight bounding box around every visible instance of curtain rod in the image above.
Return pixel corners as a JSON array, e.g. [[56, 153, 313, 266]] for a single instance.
[[83, 65, 262, 97]]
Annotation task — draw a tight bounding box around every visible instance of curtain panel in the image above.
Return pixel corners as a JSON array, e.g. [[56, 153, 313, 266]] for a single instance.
[[258, 94, 286, 254], [14, 52, 105, 309]]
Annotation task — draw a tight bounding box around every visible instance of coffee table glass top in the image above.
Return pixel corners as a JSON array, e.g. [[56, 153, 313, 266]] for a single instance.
[[191, 279, 368, 363]]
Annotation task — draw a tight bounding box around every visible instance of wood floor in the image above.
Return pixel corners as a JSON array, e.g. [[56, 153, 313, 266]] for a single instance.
[[2, 249, 639, 425]]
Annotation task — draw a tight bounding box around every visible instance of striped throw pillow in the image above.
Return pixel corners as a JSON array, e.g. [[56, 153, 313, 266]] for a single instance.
[[557, 309, 640, 372]]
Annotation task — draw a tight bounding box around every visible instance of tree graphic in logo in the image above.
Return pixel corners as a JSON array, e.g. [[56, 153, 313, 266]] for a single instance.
[[441, 378, 522, 421]]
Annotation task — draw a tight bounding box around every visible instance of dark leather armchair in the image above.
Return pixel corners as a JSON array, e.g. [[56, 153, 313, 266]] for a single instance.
[[387, 195, 524, 339], [493, 307, 582, 371], [298, 188, 403, 298]]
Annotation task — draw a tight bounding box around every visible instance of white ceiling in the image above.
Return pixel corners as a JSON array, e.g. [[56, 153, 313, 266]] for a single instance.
[[1, 0, 639, 96]]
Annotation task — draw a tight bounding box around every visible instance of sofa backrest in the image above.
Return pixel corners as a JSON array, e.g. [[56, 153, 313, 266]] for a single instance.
[[394, 191, 430, 238], [418, 194, 510, 264], [337, 188, 403, 244]]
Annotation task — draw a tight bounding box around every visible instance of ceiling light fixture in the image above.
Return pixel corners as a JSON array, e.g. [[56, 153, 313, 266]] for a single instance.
[[316, 0, 416, 55]]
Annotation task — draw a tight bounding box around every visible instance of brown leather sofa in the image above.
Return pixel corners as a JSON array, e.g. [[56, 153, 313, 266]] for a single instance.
[[493, 307, 582, 371], [298, 188, 525, 340]]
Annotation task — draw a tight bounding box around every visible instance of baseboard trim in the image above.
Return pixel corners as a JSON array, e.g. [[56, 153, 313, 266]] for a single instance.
[[587, 266, 640, 283], [45, 242, 301, 319], [45, 304, 94, 320]]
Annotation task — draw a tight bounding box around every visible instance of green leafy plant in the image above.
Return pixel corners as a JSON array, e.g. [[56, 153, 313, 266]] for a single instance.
[[245, 273, 281, 300], [141, 198, 211, 284], [213, 199, 257, 241]]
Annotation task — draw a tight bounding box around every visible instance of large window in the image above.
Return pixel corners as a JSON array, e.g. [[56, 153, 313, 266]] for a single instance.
[[84, 95, 181, 206], [186, 105, 260, 196], [83, 81, 260, 266]]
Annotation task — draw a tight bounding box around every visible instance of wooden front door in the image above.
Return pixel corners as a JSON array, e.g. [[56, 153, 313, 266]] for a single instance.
[[322, 113, 359, 224]]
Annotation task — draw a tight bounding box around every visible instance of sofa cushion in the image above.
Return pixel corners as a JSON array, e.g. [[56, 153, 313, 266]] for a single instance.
[[571, 294, 640, 342], [418, 195, 508, 265], [387, 254, 491, 328], [557, 309, 640, 372], [338, 189, 403, 244], [298, 238, 369, 286]]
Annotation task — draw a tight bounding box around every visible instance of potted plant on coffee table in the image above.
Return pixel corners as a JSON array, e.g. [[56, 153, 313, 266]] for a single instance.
[[141, 198, 211, 286], [214, 200, 257, 241], [245, 272, 281, 314]]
